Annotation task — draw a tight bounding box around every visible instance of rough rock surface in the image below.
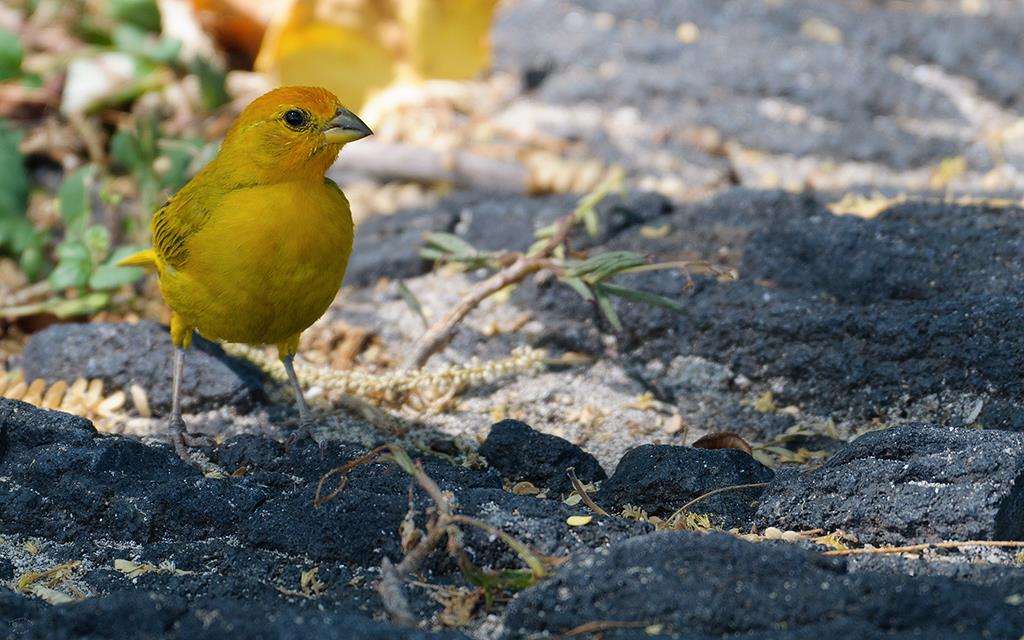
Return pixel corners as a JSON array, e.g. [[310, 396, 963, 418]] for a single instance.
[[595, 445, 773, 528], [479, 419, 606, 495], [347, 205, 458, 286], [347, 191, 665, 288], [2, 590, 469, 640], [755, 424, 1024, 545], [503, 532, 1024, 639], [0, 400, 647, 638], [494, 0, 1024, 193], [11, 2, 1024, 636], [519, 189, 1024, 433], [20, 321, 264, 414]]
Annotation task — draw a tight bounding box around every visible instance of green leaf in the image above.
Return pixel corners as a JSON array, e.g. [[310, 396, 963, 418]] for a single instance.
[[0, 291, 111, 319], [18, 235, 44, 279], [396, 281, 427, 325], [49, 292, 112, 317], [107, 244, 146, 263], [147, 38, 182, 64], [110, 23, 146, 52], [48, 260, 91, 291], [531, 222, 557, 241], [594, 282, 686, 313], [89, 263, 142, 290], [49, 241, 92, 290], [525, 238, 548, 257], [111, 25, 180, 63], [567, 251, 647, 282], [594, 290, 622, 331], [83, 225, 111, 263], [0, 27, 23, 80], [156, 136, 204, 190], [559, 276, 595, 302], [462, 564, 535, 592], [0, 120, 27, 221], [582, 207, 599, 237], [191, 57, 230, 110], [55, 241, 90, 262], [423, 232, 478, 258], [57, 166, 95, 230], [572, 166, 623, 234], [418, 247, 447, 261], [106, 0, 162, 33], [110, 129, 143, 172], [0, 122, 39, 271]]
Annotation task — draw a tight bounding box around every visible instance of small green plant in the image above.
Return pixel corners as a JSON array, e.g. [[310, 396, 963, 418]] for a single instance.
[[409, 170, 723, 367], [0, 121, 44, 278], [110, 115, 212, 221], [0, 116, 213, 317], [0, 160, 146, 318], [0, 0, 228, 317], [315, 444, 557, 625], [50, 166, 142, 292]]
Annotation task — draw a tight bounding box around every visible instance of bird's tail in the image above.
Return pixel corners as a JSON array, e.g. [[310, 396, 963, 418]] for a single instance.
[[117, 248, 158, 269]]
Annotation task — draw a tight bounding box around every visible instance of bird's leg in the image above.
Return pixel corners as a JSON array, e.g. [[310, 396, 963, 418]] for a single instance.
[[168, 346, 215, 459], [282, 353, 324, 453]]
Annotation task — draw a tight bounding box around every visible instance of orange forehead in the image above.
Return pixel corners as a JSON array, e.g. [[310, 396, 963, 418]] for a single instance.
[[240, 86, 342, 122]]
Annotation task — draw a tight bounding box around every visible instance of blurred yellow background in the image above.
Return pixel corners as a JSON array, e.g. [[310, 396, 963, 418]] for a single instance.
[[194, 0, 498, 110]]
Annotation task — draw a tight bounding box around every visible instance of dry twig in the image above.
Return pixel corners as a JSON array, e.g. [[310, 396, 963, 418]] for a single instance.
[[566, 466, 610, 517], [555, 620, 651, 638], [405, 212, 576, 369], [665, 482, 770, 524], [314, 443, 553, 626], [822, 540, 1024, 557]]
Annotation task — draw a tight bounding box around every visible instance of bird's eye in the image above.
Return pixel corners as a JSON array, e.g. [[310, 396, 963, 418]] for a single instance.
[[283, 109, 308, 129]]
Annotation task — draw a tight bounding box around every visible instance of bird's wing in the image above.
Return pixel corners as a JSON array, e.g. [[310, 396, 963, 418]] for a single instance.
[[150, 192, 212, 269]]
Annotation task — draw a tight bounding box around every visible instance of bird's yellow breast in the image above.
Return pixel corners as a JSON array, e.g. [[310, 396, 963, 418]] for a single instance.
[[158, 178, 354, 346]]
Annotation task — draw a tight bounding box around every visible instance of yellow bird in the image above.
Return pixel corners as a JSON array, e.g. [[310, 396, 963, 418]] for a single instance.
[[119, 86, 372, 459]]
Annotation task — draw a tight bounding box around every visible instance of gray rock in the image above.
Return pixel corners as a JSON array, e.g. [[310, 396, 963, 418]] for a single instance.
[[755, 424, 1024, 545], [347, 205, 456, 286], [20, 321, 264, 414], [503, 531, 1024, 639], [530, 189, 1024, 427], [662, 355, 734, 396], [595, 444, 773, 528]]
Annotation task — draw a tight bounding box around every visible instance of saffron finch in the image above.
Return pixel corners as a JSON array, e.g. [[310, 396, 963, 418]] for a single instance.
[[119, 86, 372, 460]]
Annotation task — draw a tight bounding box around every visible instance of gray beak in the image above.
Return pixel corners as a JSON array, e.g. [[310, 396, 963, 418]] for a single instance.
[[322, 107, 373, 145]]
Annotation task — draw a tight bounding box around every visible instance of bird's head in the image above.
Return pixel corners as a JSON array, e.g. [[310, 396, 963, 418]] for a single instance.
[[217, 86, 372, 182]]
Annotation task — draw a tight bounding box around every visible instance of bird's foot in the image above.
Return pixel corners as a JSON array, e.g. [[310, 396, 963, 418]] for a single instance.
[[285, 419, 326, 458], [168, 416, 224, 475]]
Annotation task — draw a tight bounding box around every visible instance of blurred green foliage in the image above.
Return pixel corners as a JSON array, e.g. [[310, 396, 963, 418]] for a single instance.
[[0, 115, 212, 316], [50, 165, 142, 294], [0, 113, 212, 316], [0, 122, 44, 278], [421, 172, 692, 332], [105, 0, 163, 33], [0, 0, 227, 316], [0, 26, 23, 80], [111, 116, 209, 219]]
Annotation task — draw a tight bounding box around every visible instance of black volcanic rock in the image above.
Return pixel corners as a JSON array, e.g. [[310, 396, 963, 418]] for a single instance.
[[479, 419, 606, 495], [503, 531, 1024, 639], [595, 444, 773, 528], [755, 424, 1024, 545]]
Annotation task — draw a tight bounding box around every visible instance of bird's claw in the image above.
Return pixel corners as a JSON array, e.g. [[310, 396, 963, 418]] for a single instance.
[[285, 419, 326, 458], [169, 416, 218, 468]]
